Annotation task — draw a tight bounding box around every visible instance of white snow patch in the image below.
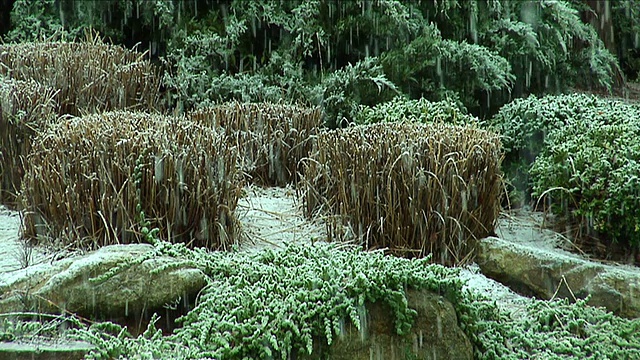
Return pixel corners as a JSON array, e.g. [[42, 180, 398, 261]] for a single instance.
[[458, 263, 533, 318], [235, 185, 328, 253]]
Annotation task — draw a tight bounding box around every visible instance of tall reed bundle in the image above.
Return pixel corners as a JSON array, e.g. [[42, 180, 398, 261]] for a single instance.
[[302, 122, 503, 265], [189, 102, 322, 186], [0, 34, 159, 115], [20, 111, 242, 251], [0, 78, 60, 207]]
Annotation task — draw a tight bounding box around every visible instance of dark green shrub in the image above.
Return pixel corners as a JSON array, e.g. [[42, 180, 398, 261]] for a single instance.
[[380, 24, 515, 110], [5, 1, 623, 118], [318, 57, 398, 128]]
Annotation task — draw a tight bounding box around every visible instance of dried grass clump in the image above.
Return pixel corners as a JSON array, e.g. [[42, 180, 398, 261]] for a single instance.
[[302, 122, 503, 265], [189, 102, 322, 186], [20, 111, 242, 251], [0, 77, 60, 206], [0, 34, 159, 115]]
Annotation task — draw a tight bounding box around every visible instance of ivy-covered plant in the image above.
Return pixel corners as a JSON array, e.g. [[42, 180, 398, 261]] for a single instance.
[[69, 240, 640, 359], [71, 241, 467, 359], [171, 243, 465, 359]]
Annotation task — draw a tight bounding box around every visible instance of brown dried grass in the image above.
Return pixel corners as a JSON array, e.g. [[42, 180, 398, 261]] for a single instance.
[[189, 102, 322, 186], [0, 78, 60, 207], [0, 33, 159, 116], [20, 111, 242, 251], [302, 121, 503, 265]]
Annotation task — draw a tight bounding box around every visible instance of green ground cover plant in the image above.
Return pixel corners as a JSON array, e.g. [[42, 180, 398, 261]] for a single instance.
[[3, 241, 639, 359], [76, 241, 468, 359]]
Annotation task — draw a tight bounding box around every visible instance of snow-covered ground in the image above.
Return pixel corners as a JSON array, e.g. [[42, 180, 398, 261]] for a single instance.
[[0, 186, 582, 315]]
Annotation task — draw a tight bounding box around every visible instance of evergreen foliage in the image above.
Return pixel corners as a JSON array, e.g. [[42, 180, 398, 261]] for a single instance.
[[611, 1, 640, 80], [3, 0, 631, 120], [355, 96, 475, 125]]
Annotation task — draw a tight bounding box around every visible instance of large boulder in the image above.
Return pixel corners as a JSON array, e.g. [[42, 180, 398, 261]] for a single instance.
[[0, 244, 207, 320], [477, 236, 640, 319], [316, 289, 473, 360]]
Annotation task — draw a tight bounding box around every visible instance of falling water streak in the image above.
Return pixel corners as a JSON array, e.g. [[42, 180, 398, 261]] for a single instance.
[[436, 57, 443, 87], [350, 26, 353, 47], [358, 304, 368, 342], [470, 6, 478, 43], [545, 74, 549, 89]]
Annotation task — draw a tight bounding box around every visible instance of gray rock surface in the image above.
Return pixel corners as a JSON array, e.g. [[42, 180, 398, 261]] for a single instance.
[[315, 289, 473, 360], [0, 340, 94, 360], [477, 235, 640, 319], [0, 244, 207, 318]]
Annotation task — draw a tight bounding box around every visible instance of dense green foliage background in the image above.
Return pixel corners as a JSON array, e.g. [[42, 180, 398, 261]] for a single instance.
[[2, 0, 638, 125]]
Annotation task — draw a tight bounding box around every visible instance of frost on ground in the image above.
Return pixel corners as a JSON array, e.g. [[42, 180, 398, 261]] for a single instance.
[[458, 264, 532, 319], [235, 185, 328, 253], [0, 187, 594, 317], [0, 205, 48, 275]]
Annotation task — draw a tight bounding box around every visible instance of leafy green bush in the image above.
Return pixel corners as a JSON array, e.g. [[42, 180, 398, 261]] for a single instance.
[[489, 94, 622, 203], [355, 96, 477, 126], [318, 57, 398, 128], [491, 92, 640, 250], [531, 120, 640, 250], [490, 94, 611, 160], [381, 24, 515, 109], [4, 0, 68, 42]]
